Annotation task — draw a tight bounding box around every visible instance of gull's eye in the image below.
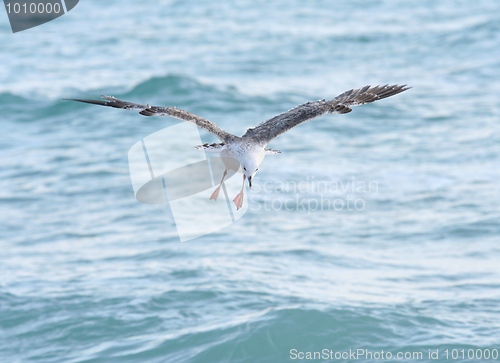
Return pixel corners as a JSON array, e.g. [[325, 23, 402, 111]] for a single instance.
[[256, 168, 259, 171], [243, 167, 247, 171]]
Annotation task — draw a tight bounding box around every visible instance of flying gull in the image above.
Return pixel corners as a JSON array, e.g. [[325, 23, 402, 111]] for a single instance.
[[69, 84, 409, 209]]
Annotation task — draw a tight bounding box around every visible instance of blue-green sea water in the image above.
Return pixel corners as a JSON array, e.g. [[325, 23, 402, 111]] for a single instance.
[[1, 1, 500, 362]]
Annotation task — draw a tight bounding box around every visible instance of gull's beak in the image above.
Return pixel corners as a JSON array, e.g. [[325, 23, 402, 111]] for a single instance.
[[248, 176, 252, 188]]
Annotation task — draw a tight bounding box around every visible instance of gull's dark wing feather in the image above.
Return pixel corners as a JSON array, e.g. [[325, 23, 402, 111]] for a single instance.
[[243, 84, 410, 144], [67, 96, 236, 142]]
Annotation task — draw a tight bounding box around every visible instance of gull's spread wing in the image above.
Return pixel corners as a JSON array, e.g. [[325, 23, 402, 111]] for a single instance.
[[68, 96, 236, 142], [243, 84, 410, 144]]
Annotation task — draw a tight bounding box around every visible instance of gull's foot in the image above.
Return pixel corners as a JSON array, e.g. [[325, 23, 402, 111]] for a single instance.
[[233, 192, 245, 210], [210, 186, 221, 201]]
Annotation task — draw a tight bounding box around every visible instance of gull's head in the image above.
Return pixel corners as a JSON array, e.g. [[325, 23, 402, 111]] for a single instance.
[[242, 164, 259, 188], [241, 149, 265, 189]]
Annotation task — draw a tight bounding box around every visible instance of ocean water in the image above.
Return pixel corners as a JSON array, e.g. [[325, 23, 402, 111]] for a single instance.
[[1, 0, 500, 362]]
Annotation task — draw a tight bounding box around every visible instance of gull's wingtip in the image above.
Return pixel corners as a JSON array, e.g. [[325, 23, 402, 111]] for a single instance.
[[62, 97, 111, 106], [63, 97, 89, 103], [395, 84, 411, 90], [398, 84, 412, 93]]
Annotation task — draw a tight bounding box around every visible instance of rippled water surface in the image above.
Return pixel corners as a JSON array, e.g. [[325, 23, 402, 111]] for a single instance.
[[1, 1, 500, 362]]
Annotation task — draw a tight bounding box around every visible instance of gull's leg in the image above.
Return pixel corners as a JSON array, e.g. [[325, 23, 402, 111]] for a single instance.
[[210, 169, 228, 201], [233, 175, 246, 210]]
